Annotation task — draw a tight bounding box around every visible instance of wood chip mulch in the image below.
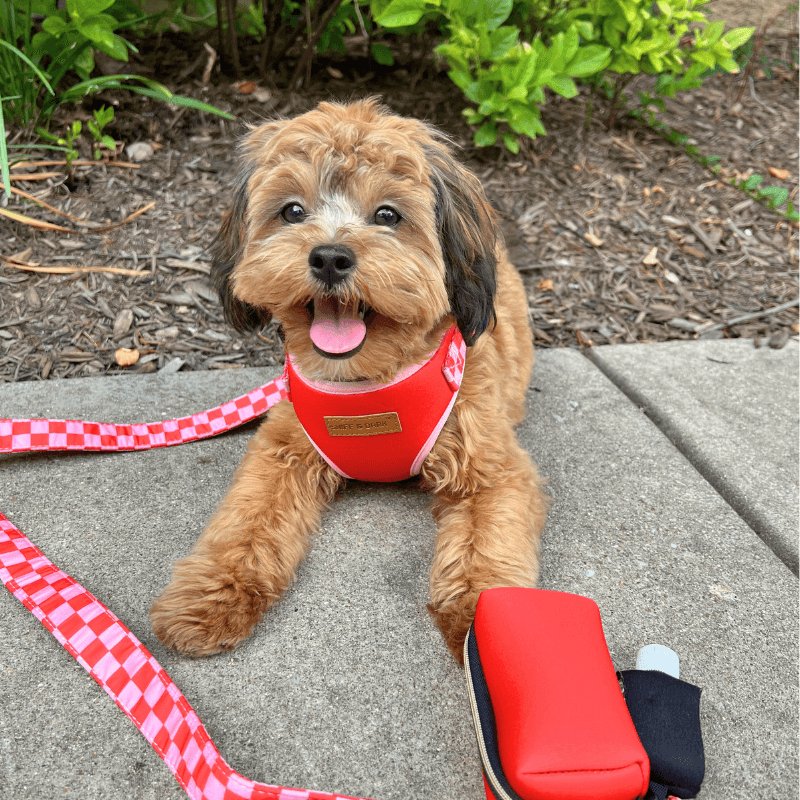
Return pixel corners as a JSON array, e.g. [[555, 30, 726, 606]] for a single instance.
[[1, 34, 797, 382]]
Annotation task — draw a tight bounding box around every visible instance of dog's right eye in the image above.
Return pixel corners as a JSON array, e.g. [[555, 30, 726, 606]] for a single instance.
[[281, 203, 306, 223]]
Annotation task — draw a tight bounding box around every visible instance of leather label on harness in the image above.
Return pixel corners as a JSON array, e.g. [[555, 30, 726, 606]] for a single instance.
[[324, 412, 402, 437]]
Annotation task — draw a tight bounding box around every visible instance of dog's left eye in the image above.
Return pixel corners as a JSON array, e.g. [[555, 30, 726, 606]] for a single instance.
[[281, 203, 306, 224], [374, 206, 400, 227]]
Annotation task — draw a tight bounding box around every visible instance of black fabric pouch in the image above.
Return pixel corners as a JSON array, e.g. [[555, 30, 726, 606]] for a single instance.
[[620, 669, 705, 800]]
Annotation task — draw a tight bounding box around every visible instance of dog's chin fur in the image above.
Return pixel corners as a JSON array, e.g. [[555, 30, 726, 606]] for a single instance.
[[151, 98, 548, 664]]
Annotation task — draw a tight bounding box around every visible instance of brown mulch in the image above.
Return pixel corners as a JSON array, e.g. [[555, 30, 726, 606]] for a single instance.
[[1, 34, 797, 382]]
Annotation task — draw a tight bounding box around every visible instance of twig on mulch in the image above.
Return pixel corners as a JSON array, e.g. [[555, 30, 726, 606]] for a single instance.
[[7, 172, 61, 182], [2, 255, 149, 277], [10, 159, 141, 170], [0, 195, 156, 233], [697, 298, 800, 334]]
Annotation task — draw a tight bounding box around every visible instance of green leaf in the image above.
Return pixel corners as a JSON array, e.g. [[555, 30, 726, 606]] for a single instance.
[[502, 132, 520, 153], [508, 103, 545, 137], [474, 121, 497, 147], [716, 55, 740, 73], [66, 0, 115, 18], [42, 16, 68, 36], [544, 31, 566, 72], [690, 49, 716, 68], [146, 89, 235, 119], [0, 100, 10, 201], [73, 45, 95, 78], [514, 48, 539, 86], [29, 0, 58, 13], [374, 0, 426, 28], [546, 75, 578, 98], [478, 92, 507, 115], [448, 68, 473, 92], [101, 134, 115, 148], [483, 0, 513, 31], [627, 13, 643, 41], [96, 33, 129, 61], [702, 20, 725, 45], [743, 173, 764, 190], [78, 14, 116, 43], [564, 25, 579, 64], [463, 108, 483, 125], [94, 105, 114, 126], [758, 185, 789, 208], [489, 26, 518, 59], [59, 75, 235, 119], [566, 44, 611, 77], [370, 42, 395, 65], [722, 26, 755, 50]]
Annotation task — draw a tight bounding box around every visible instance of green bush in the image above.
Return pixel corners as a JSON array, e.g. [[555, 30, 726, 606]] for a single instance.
[[0, 0, 231, 128], [372, 0, 754, 150], [0, 0, 754, 156]]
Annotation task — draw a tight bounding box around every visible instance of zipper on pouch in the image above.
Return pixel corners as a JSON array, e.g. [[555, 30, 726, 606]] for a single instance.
[[463, 631, 519, 800]]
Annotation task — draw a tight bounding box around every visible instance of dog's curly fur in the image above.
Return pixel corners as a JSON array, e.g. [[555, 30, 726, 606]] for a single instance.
[[150, 99, 548, 662]]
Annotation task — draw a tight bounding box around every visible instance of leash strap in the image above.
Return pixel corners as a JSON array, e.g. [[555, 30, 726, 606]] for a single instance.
[[0, 374, 289, 454], [0, 374, 370, 800]]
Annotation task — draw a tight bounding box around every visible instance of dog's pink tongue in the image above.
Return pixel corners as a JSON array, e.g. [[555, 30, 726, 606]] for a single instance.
[[309, 297, 366, 355]]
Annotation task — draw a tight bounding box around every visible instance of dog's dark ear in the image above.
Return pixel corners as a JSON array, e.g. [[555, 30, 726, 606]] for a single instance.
[[210, 166, 269, 332], [425, 139, 497, 346], [211, 122, 282, 332]]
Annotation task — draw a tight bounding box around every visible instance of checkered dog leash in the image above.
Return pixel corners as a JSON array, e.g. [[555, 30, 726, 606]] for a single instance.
[[0, 372, 370, 800]]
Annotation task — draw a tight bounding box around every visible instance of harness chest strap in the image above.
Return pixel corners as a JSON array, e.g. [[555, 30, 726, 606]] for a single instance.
[[286, 326, 467, 483]]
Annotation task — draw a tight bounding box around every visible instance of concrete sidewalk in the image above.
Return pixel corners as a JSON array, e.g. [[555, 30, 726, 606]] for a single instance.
[[0, 339, 797, 800]]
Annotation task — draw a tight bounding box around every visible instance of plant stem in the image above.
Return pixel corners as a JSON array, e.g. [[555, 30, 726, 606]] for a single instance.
[[289, 0, 345, 88]]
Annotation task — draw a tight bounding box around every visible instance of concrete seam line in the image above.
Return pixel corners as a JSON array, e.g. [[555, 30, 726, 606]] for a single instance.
[[580, 348, 799, 577]]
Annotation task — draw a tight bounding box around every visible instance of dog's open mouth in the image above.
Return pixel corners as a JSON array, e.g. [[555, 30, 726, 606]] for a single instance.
[[307, 297, 371, 359]]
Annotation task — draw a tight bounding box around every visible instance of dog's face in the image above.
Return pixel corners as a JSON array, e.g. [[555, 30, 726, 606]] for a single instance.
[[212, 99, 497, 381]]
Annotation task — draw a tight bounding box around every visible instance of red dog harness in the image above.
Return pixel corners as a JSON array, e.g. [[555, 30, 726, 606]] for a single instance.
[[286, 325, 466, 482]]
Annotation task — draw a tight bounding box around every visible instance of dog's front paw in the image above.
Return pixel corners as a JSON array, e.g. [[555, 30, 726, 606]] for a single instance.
[[150, 554, 266, 657], [429, 593, 479, 665]]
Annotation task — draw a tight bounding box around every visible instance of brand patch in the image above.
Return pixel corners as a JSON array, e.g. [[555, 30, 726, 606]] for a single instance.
[[324, 412, 402, 437]]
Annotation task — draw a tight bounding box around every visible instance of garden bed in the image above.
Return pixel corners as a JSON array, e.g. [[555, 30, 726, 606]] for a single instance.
[[0, 33, 797, 381]]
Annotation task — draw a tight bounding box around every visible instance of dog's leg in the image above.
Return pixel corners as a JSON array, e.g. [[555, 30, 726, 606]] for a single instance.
[[151, 402, 341, 656], [422, 421, 547, 663]]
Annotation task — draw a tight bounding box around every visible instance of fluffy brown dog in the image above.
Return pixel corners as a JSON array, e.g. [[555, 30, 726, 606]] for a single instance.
[[150, 98, 548, 662]]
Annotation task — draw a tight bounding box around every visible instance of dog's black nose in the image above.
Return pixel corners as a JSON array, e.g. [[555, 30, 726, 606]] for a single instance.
[[309, 244, 356, 288]]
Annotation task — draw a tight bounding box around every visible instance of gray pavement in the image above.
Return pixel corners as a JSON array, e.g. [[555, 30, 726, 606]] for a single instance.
[[0, 339, 797, 800], [591, 338, 799, 572]]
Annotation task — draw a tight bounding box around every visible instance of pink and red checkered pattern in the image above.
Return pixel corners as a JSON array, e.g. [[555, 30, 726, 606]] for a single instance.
[[0, 375, 289, 454], [0, 513, 369, 800]]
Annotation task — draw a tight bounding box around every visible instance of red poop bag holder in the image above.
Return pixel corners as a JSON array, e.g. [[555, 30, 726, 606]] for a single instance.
[[465, 588, 651, 800]]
